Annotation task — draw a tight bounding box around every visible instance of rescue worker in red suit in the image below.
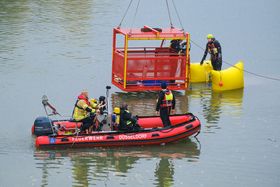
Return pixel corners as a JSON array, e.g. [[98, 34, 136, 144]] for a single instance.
[[72, 90, 97, 133], [156, 82, 176, 127], [200, 34, 222, 71]]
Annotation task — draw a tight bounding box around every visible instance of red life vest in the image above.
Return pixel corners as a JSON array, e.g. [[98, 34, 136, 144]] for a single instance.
[[77, 94, 90, 106], [72, 94, 91, 120]]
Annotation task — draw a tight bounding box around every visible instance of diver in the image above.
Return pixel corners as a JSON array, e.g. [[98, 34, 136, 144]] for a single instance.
[[118, 103, 140, 132], [200, 34, 222, 71]]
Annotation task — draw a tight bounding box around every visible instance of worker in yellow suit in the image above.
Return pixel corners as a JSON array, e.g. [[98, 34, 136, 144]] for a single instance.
[[72, 90, 98, 133]]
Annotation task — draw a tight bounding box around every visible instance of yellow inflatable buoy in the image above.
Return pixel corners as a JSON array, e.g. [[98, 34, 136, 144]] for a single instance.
[[211, 61, 244, 91], [190, 61, 213, 83]]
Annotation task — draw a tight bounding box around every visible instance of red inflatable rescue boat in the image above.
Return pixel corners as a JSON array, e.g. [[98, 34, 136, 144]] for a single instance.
[[32, 113, 200, 148]]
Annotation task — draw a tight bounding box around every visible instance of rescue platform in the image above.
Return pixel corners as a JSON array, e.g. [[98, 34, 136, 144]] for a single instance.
[[111, 26, 190, 91]]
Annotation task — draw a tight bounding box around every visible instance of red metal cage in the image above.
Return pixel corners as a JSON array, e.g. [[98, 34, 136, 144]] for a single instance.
[[112, 26, 190, 91]]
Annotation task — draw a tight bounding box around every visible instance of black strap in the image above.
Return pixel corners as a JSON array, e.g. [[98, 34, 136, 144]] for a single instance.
[[71, 99, 81, 117]]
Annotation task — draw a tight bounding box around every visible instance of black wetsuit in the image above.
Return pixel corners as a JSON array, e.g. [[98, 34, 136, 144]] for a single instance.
[[201, 39, 222, 71], [156, 89, 176, 127], [119, 109, 139, 131]]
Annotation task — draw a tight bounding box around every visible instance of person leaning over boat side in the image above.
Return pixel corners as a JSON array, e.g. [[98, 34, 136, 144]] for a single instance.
[[156, 82, 176, 127], [200, 34, 222, 71], [72, 90, 97, 133]]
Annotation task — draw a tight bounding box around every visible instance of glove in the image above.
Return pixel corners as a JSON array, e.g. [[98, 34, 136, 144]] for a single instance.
[[89, 112, 96, 118], [85, 107, 92, 113]]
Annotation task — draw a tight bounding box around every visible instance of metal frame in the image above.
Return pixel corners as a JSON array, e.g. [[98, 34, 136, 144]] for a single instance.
[[112, 26, 190, 91]]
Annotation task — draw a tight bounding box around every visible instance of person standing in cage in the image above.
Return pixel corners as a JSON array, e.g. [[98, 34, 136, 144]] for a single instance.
[[200, 34, 222, 71], [156, 82, 176, 127]]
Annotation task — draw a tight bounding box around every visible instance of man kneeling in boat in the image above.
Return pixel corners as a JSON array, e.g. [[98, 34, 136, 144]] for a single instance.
[[114, 104, 140, 132], [72, 90, 100, 133]]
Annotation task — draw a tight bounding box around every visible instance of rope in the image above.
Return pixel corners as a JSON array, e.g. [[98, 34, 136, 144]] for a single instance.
[[118, 0, 134, 28], [171, 0, 184, 31], [130, 0, 141, 32], [71, 126, 80, 148], [223, 60, 280, 81], [190, 40, 280, 82], [165, 0, 174, 28], [191, 39, 205, 51]]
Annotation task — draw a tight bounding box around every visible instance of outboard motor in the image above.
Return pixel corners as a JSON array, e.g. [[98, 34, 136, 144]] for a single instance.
[[33, 116, 54, 136]]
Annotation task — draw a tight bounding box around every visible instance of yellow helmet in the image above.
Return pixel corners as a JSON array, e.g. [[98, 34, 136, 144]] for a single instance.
[[113, 107, 120, 114], [207, 34, 214, 39], [89, 98, 97, 107], [90, 98, 97, 103]]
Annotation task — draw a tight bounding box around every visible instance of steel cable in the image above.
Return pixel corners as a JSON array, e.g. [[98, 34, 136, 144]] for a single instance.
[[171, 0, 184, 31], [118, 0, 134, 28], [165, 0, 174, 28], [130, 0, 141, 32]]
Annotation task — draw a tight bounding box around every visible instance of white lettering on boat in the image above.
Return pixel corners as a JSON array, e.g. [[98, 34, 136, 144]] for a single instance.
[[118, 134, 147, 140], [71, 136, 104, 142]]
